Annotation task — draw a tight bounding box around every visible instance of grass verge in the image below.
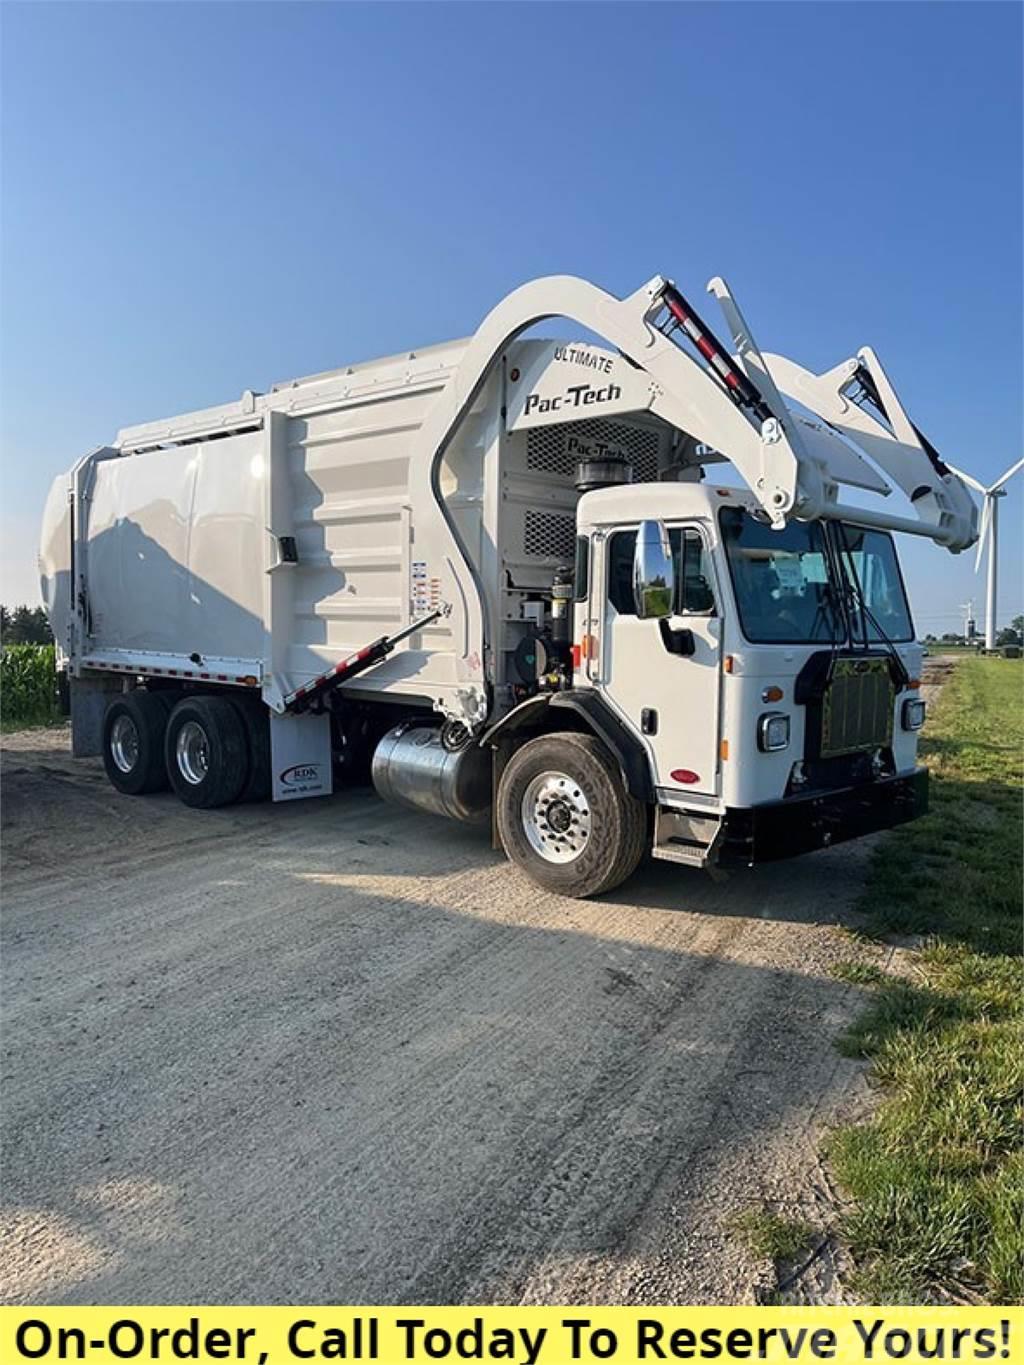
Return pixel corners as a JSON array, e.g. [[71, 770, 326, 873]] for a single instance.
[[828, 658, 1023, 1304]]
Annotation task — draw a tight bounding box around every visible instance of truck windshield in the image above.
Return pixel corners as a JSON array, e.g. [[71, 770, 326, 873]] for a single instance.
[[719, 507, 842, 644], [719, 508, 914, 645], [835, 525, 915, 643]]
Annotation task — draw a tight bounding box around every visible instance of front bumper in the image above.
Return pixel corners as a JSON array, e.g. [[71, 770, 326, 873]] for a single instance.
[[719, 768, 928, 866]]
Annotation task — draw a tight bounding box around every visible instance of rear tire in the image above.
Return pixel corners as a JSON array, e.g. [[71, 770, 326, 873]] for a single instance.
[[229, 696, 272, 802], [165, 696, 248, 809], [102, 691, 172, 796], [496, 731, 647, 898]]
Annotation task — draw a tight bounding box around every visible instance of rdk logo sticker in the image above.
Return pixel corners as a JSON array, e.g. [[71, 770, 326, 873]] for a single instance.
[[524, 381, 622, 416], [280, 763, 322, 787]]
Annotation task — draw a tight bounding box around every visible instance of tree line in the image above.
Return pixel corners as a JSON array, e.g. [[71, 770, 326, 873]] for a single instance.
[[0, 606, 54, 646], [922, 614, 1023, 647]]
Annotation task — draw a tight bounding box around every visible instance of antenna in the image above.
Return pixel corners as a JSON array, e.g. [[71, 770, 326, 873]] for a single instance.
[[947, 458, 1024, 649]]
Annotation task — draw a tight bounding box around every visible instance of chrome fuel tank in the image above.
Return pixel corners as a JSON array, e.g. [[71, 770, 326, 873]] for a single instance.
[[371, 723, 491, 824]]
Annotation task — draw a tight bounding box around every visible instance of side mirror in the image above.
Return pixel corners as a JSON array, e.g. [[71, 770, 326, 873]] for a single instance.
[[633, 519, 676, 619]]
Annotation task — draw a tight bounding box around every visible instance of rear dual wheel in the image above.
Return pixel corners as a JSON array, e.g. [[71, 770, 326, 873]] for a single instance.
[[102, 692, 173, 795], [165, 696, 248, 809], [102, 691, 270, 808]]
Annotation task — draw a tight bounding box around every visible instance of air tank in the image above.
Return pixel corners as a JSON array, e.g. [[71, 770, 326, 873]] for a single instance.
[[371, 722, 491, 824]]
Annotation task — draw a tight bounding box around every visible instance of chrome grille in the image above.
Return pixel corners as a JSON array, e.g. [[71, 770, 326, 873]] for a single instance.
[[821, 658, 894, 757]]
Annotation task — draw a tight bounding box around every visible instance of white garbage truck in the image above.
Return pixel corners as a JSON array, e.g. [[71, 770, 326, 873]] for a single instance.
[[39, 273, 977, 896]]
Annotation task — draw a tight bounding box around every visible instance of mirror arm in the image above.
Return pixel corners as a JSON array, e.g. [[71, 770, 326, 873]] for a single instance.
[[659, 621, 696, 656]]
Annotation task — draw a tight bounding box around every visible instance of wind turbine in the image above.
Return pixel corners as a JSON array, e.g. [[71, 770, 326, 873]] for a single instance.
[[947, 458, 1024, 650]]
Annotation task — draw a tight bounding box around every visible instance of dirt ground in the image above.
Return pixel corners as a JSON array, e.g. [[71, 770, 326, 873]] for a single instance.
[[1, 725, 894, 1306]]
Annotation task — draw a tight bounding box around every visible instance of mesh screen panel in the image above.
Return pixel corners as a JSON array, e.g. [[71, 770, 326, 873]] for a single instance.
[[523, 509, 577, 560], [525, 418, 661, 482]]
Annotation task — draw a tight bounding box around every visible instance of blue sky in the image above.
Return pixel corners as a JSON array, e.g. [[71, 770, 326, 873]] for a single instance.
[[3, 2, 1021, 635]]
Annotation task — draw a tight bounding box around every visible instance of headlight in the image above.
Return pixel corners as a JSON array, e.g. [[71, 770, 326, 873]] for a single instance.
[[758, 712, 790, 752], [902, 698, 926, 731]]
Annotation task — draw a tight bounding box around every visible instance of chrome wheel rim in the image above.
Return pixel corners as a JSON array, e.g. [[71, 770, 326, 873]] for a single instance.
[[110, 714, 140, 774], [175, 720, 210, 785], [521, 769, 591, 864]]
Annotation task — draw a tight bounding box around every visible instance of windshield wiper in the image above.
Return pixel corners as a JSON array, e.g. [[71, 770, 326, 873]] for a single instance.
[[815, 530, 856, 685], [834, 524, 910, 689], [807, 581, 844, 664]]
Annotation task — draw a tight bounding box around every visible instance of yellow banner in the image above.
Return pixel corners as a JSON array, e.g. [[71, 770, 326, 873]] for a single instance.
[[0, 1308, 1019, 1365]]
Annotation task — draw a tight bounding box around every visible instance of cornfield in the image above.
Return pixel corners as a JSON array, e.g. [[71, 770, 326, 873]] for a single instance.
[[1, 643, 62, 730]]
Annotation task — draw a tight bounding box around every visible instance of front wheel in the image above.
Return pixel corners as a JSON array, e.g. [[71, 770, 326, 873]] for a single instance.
[[496, 732, 647, 897]]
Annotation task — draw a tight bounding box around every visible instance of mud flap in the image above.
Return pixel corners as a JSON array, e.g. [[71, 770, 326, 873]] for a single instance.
[[70, 674, 123, 757], [270, 710, 333, 801]]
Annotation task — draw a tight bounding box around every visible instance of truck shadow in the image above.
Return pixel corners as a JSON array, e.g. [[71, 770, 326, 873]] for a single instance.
[[8, 753, 1014, 1304], [2, 779, 882, 1305], [605, 856, 872, 926], [43, 513, 431, 694], [287, 780, 880, 932]]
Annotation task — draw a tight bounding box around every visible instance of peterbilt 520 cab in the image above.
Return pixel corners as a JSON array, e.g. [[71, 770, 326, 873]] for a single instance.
[[39, 273, 977, 896]]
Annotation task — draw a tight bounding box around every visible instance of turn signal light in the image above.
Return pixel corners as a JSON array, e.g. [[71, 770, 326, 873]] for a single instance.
[[761, 685, 784, 702]]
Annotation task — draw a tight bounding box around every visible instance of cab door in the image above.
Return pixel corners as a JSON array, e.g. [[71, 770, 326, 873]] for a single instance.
[[597, 525, 722, 798]]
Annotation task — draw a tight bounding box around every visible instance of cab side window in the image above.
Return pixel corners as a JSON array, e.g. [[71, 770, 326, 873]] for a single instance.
[[607, 528, 715, 617], [678, 531, 715, 613], [607, 530, 639, 616]]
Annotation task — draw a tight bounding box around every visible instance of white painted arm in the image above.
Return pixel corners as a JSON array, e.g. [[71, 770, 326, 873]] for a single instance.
[[763, 348, 977, 551], [408, 273, 814, 708]]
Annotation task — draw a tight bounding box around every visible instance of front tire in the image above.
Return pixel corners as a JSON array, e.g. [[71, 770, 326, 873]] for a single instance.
[[496, 731, 647, 897], [165, 696, 248, 809], [102, 691, 172, 796]]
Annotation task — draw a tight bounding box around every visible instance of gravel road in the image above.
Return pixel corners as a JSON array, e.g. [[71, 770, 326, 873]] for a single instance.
[[1, 727, 889, 1306]]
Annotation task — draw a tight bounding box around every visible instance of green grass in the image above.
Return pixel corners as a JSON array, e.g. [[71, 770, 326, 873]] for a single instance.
[[829, 658, 1023, 1304], [830, 960, 887, 988], [859, 658, 1022, 954], [0, 643, 62, 730], [730, 1207, 816, 1264]]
